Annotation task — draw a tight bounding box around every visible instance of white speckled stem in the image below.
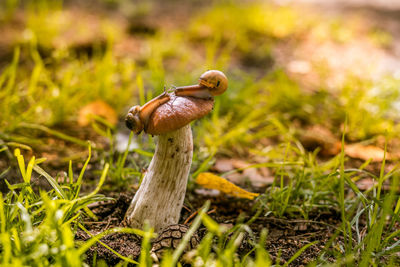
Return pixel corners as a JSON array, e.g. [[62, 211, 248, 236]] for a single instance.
[[125, 125, 193, 232]]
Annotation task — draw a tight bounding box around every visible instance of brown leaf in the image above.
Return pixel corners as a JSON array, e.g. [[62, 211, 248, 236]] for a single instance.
[[213, 158, 274, 187], [344, 143, 392, 162], [299, 125, 341, 156], [212, 158, 235, 173], [78, 100, 117, 127], [242, 168, 275, 187], [230, 159, 250, 169], [356, 178, 377, 190], [356, 178, 393, 191]]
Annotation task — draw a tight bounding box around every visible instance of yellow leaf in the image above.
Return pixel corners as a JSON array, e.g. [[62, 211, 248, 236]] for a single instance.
[[78, 100, 117, 127], [196, 172, 259, 200]]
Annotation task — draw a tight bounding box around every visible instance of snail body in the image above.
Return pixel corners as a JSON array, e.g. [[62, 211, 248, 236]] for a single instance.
[[174, 70, 228, 99]]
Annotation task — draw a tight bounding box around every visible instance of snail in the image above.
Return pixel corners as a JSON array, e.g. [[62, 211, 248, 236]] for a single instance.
[[174, 70, 228, 99], [125, 91, 170, 134]]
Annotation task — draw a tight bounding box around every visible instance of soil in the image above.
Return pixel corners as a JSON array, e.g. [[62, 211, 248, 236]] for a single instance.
[[76, 191, 340, 266]]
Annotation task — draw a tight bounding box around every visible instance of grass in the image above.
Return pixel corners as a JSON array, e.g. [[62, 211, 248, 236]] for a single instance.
[[0, 147, 154, 265], [1, 145, 399, 265], [0, 0, 400, 265]]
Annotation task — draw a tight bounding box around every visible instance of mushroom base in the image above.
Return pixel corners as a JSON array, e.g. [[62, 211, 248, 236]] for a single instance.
[[125, 125, 193, 232]]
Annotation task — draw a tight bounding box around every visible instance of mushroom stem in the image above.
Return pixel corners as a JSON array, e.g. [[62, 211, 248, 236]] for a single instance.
[[125, 124, 193, 232]]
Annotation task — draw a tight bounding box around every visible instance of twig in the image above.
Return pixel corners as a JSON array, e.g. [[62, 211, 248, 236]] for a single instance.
[[184, 208, 216, 225], [183, 210, 198, 225]]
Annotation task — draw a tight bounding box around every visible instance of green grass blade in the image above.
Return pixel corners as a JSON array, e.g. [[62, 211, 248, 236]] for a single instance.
[[18, 123, 89, 147], [74, 144, 92, 199], [171, 201, 210, 265], [285, 241, 318, 266], [33, 165, 67, 199], [77, 223, 149, 264]]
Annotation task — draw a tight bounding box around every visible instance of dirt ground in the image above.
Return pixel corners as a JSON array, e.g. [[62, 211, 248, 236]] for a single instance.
[[76, 191, 339, 265]]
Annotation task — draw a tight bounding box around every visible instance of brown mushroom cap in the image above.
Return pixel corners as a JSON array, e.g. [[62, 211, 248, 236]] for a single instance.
[[145, 95, 214, 135]]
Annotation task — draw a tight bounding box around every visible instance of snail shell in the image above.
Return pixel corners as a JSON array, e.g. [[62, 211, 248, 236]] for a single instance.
[[125, 105, 144, 134], [199, 70, 228, 96]]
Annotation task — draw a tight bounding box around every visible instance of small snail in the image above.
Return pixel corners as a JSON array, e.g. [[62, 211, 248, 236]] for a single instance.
[[125, 70, 228, 134], [174, 70, 228, 99], [125, 92, 170, 134]]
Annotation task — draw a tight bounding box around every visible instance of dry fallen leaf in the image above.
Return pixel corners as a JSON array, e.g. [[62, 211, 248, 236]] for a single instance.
[[213, 158, 250, 172], [212, 158, 274, 187], [300, 126, 395, 162], [196, 172, 259, 200], [355, 178, 393, 191], [355, 178, 377, 191], [78, 100, 117, 127], [213, 158, 236, 172], [344, 143, 392, 162], [299, 125, 341, 156]]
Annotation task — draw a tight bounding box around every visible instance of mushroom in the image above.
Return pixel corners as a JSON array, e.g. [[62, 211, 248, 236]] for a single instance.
[[124, 70, 228, 232]]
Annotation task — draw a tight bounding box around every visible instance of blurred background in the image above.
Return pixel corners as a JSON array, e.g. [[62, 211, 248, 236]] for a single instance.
[[1, 0, 400, 183]]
